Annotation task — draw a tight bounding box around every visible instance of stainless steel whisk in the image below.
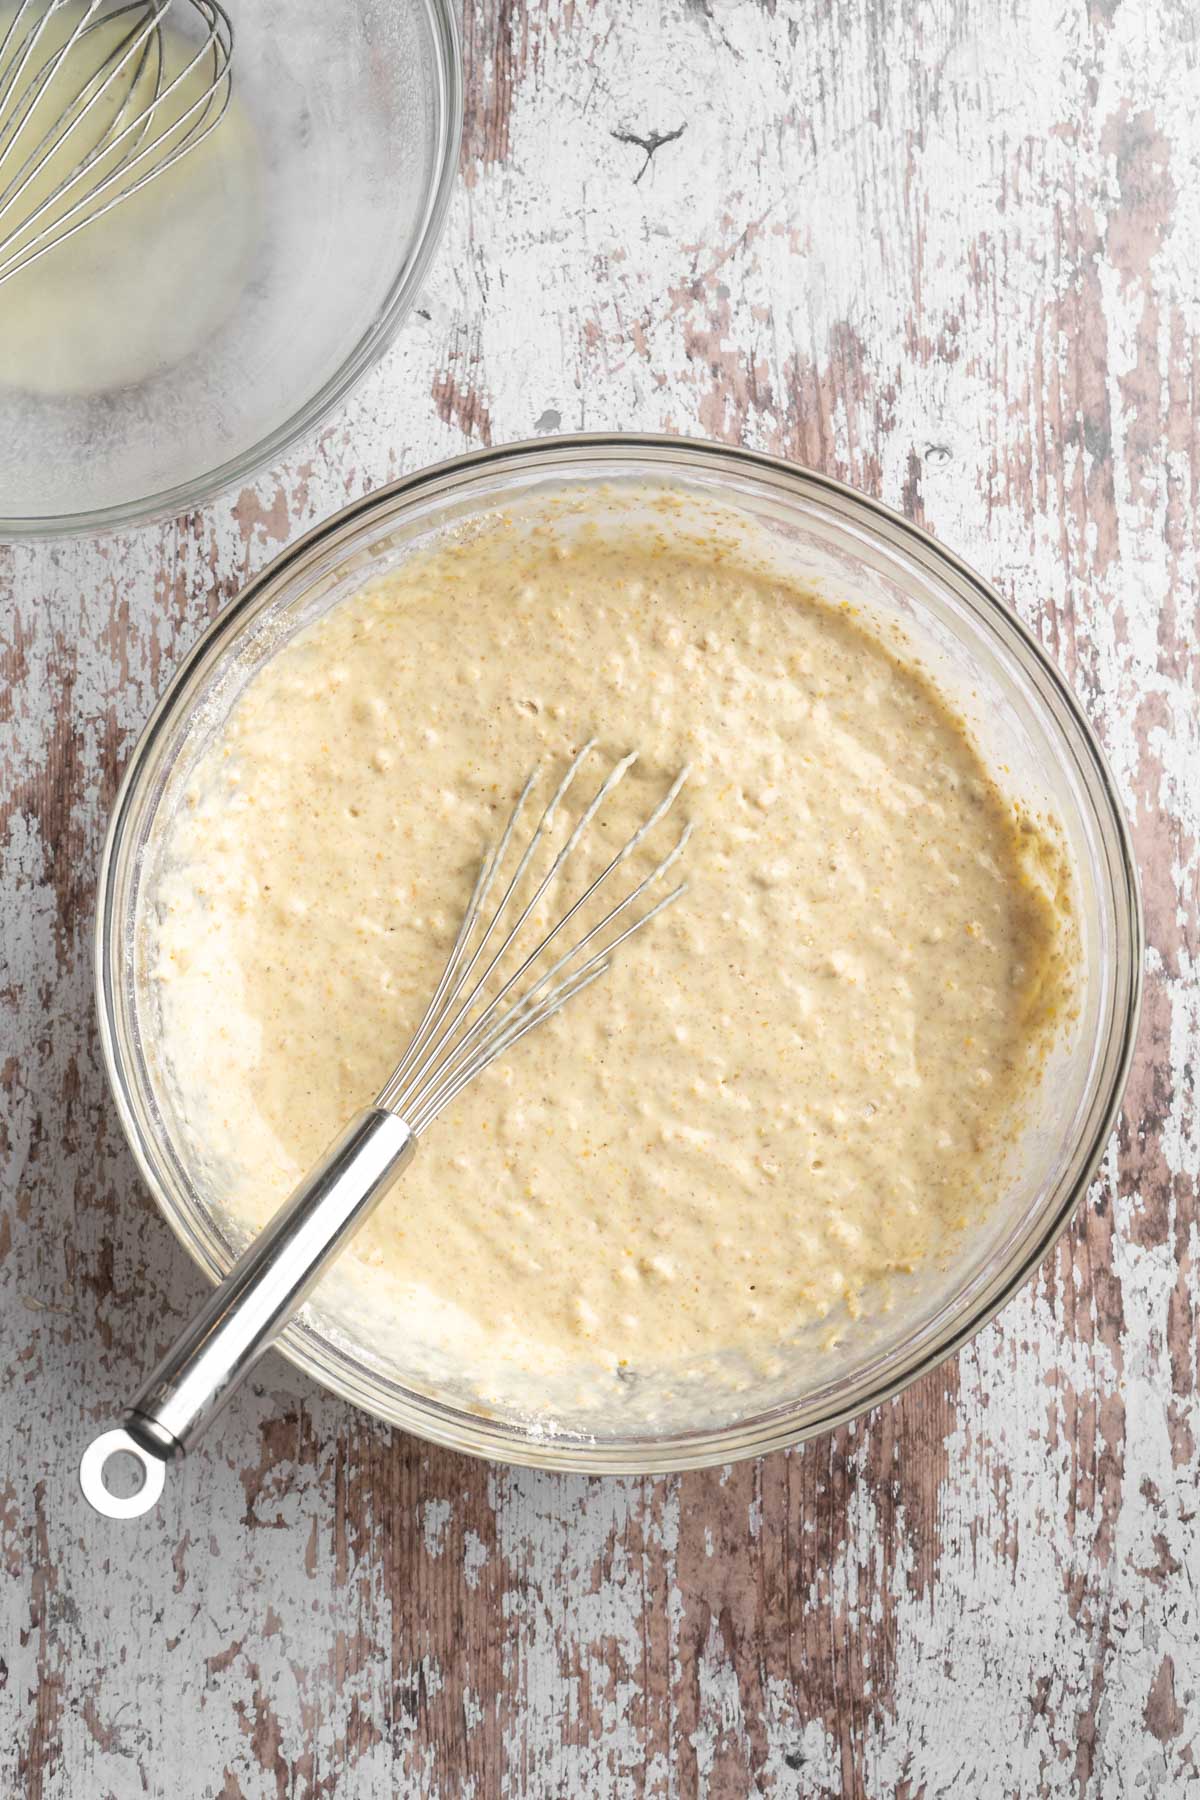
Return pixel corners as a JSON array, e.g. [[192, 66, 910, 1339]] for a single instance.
[[80, 743, 691, 1518], [0, 0, 233, 288]]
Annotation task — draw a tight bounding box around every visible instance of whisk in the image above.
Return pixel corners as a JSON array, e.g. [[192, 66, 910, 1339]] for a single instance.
[[0, 0, 233, 288], [80, 743, 691, 1518]]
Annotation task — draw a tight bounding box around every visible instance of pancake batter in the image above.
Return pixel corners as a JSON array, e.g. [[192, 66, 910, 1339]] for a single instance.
[[148, 502, 1077, 1405]]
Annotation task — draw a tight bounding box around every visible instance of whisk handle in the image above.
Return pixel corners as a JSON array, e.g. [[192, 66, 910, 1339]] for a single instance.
[[79, 1108, 415, 1519]]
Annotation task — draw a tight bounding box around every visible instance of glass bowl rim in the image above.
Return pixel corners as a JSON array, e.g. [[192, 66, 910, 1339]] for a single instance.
[[95, 431, 1144, 1471], [1, 0, 463, 541]]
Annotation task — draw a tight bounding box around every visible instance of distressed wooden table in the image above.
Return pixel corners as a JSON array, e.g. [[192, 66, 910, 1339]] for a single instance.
[[3, 1, 1197, 1794]]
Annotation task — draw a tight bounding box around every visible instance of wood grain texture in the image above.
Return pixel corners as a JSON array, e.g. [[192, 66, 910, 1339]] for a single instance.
[[2, 0, 1197, 1793]]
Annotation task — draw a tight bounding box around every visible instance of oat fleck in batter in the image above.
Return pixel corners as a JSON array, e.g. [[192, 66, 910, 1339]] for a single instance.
[[150, 506, 1076, 1401]]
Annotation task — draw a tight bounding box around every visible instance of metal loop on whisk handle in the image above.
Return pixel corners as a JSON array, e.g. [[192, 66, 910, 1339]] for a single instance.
[[80, 743, 689, 1519]]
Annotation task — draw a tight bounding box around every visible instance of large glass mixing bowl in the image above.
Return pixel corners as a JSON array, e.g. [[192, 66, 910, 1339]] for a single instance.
[[95, 436, 1142, 1471], [0, 0, 460, 534]]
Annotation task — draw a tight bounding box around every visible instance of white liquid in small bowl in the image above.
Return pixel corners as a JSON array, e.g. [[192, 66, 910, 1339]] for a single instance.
[[0, 2, 259, 397]]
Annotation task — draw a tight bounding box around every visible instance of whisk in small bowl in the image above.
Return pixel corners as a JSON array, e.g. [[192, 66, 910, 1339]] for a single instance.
[[0, 0, 233, 288], [80, 742, 691, 1518]]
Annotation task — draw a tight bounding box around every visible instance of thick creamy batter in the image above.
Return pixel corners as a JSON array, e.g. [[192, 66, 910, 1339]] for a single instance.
[[149, 502, 1076, 1409]]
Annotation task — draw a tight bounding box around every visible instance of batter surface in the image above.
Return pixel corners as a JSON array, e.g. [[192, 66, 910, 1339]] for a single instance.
[[149, 501, 1076, 1407]]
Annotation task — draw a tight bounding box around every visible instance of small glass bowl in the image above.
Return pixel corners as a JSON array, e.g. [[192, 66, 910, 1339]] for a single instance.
[[95, 436, 1142, 1471], [0, 0, 461, 534]]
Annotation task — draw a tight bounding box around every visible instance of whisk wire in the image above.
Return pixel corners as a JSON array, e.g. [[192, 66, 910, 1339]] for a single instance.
[[385, 852, 494, 1099], [1, 4, 162, 190], [386, 746, 636, 1116], [385, 744, 600, 1112], [509, 816, 692, 1021], [449, 799, 690, 1081], [411, 748, 635, 1076], [378, 748, 691, 1131], [407, 961, 612, 1135], [0, 0, 232, 286], [381, 761, 545, 1102], [406, 870, 688, 1134]]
